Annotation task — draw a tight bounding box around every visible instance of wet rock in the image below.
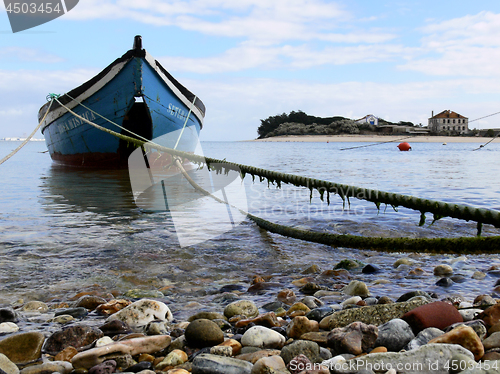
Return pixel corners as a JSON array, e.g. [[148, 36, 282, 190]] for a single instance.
[[88, 360, 116, 374], [54, 307, 88, 319], [127, 361, 152, 373], [281, 340, 322, 365], [377, 296, 393, 305], [286, 302, 311, 317], [185, 319, 224, 348], [341, 296, 361, 307], [96, 299, 132, 316], [247, 282, 282, 294], [106, 299, 173, 329], [286, 316, 319, 339], [478, 304, 500, 328], [0, 353, 18, 374], [0, 308, 17, 323], [277, 289, 297, 306], [44, 325, 104, 356], [0, 332, 45, 364], [301, 296, 324, 309], [262, 301, 287, 312], [236, 349, 282, 364], [192, 353, 253, 374], [473, 294, 496, 308], [156, 349, 188, 370], [241, 326, 285, 349], [300, 283, 323, 295], [145, 321, 168, 335], [54, 346, 78, 362], [393, 258, 413, 268], [482, 331, 500, 350], [402, 301, 463, 334], [319, 298, 428, 330], [472, 271, 487, 280], [111, 354, 135, 371], [217, 339, 242, 356], [224, 300, 259, 319], [188, 312, 226, 322], [49, 315, 75, 324], [459, 308, 482, 322], [95, 337, 114, 348], [362, 264, 381, 274], [99, 320, 133, 337], [445, 320, 487, 340], [74, 295, 107, 310], [302, 265, 321, 274], [299, 332, 329, 346], [375, 318, 414, 352], [331, 344, 474, 374], [71, 335, 171, 369], [252, 355, 287, 373], [434, 264, 453, 276], [0, 323, 18, 334], [124, 289, 164, 299], [20, 361, 73, 374], [335, 259, 363, 270], [327, 322, 378, 355], [210, 345, 232, 357], [396, 291, 431, 302], [306, 306, 333, 322], [435, 277, 454, 287], [428, 325, 484, 360], [342, 280, 370, 297], [20, 301, 49, 313], [404, 327, 444, 350], [235, 312, 280, 329]]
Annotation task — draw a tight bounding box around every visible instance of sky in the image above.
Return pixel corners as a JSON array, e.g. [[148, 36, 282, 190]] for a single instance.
[[1, 0, 500, 141]]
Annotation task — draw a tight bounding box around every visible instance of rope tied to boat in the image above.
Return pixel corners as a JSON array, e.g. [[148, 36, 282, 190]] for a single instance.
[[0, 99, 54, 166], [43, 97, 500, 253]]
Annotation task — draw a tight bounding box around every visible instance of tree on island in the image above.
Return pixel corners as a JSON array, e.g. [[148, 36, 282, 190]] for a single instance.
[[257, 110, 409, 138]]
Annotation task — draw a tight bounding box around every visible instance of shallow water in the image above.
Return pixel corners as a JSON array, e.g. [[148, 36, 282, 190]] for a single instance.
[[1, 140, 500, 319]]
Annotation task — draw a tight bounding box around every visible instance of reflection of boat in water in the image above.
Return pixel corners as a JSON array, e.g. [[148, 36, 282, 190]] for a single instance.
[[38, 35, 205, 167], [41, 165, 138, 214]]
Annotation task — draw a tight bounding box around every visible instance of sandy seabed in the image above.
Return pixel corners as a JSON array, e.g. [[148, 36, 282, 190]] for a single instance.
[[250, 134, 494, 143]]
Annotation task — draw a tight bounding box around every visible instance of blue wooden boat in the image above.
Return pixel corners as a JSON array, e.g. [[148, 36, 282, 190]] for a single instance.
[[38, 35, 205, 167]]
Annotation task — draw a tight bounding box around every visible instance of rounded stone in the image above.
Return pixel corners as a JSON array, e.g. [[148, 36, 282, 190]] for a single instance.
[[184, 319, 224, 348], [224, 300, 258, 319], [43, 325, 104, 356], [434, 264, 453, 276], [0, 353, 18, 374], [0, 332, 45, 364], [343, 280, 370, 297], [74, 295, 107, 311], [0, 322, 19, 334], [20, 301, 49, 313], [241, 325, 285, 349]]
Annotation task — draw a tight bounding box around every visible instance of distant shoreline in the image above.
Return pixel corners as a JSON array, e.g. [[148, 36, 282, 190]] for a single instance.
[[250, 134, 494, 143]]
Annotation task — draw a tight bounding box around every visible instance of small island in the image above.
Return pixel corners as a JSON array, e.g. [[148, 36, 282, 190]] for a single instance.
[[256, 110, 484, 140]]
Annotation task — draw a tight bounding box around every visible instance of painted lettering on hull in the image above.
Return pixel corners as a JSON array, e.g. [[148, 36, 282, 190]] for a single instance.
[[167, 103, 187, 120], [57, 111, 97, 133]]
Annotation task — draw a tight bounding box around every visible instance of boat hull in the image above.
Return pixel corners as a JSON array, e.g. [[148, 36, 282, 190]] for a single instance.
[[40, 39, 204, 167]]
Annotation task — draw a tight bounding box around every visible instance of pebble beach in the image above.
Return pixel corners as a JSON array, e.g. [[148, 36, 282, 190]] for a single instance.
[[2, 257, 500, 374]]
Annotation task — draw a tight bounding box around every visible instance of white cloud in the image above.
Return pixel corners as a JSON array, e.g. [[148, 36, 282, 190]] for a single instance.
[[0, 47, 64, 64], [400, 11, 500, 77]]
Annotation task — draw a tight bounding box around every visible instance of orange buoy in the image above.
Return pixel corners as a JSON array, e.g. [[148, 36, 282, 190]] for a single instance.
[[397, 142, 411, 151]]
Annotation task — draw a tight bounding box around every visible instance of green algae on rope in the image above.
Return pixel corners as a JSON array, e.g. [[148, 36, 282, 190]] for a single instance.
[[51, 97, 500, 250]]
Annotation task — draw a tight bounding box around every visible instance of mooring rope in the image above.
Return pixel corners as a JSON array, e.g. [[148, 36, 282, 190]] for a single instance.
[[51, 97, 500, 253], [0, 98, 54, 166]]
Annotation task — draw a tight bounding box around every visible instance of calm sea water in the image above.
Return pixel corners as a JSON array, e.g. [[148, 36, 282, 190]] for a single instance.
[[1, 140, 500, 318]]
